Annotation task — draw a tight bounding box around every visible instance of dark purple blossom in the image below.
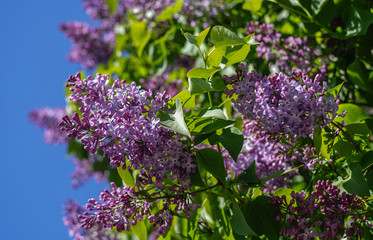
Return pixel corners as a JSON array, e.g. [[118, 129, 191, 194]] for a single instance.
[[60, 73, 196, 186], [222, 119, 316, 192], [246, 21, 328, 79], [61, 73, 199, 234], [63, 199, 119, 240], [29, 107, 69, 144], [60, 22, 115, 69], [80, 182, 200, 237], [80, 183, 151, 232], [270, 180, 372, 239], [224, 68, 339, 138]]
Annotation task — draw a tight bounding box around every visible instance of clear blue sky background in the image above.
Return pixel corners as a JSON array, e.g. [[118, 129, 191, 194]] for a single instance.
[[0, 1, 107, 239]]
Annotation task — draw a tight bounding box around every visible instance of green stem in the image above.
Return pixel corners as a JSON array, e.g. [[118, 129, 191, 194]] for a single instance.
[[207, 92, 213, 108], [218, 97, 230, 108], [143, 183, 220, 201]]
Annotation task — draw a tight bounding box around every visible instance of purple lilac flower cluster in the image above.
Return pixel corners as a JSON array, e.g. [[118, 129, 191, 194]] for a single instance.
[[71, 156, 107, 188], [60, 73, 199, 235], [224, 68, 339, 139], [223, 119, 317, 192], [140, 72, 183, 97], [61, 0, 127, 68], [80, 183, 151, 232], [29, 107, 69, 144], [246, 21, 328, 78], [123, 0, 173, 20], [60, 22, 115, 69], [269, 180, 372, 239], [177, 0, 225, 27], [63, 199, 119, 240], [123, 0, 224, 26]]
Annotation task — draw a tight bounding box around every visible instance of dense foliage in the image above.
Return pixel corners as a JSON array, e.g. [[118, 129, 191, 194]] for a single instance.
[[30, 0, 373, 239]]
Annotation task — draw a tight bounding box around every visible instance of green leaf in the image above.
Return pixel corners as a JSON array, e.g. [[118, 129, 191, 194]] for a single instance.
[[242, 0, 263, 12], [207, 46, 226, 67], [187, 66, 221, 79], [67, 140, 88, 160], [208, 127, 244, 162], [229, 201, 255, 235], [130, 220, 147, 240], [313, 127, 333, 160], [225, 44, 251, 67], [336, 103, 371, 124], [157, 98, 191, 137], [210, 26, 247, 47], [260, 166, 302, 184], [190, 168, 205, 187], [342, 5, 373, 38], [130, 21, 151, 57], [197, 107, 227, 120], [298, 0, 329, 16], [117, 165, 136, 188], [188, 77, 224, 95], [347, 60, 372, 93], [181, 27, 211, 48], [325, 82, 343, 98], [333, 123, 369, 157], [241, 196, 281, 240], [196, 119, 235, 135], [337, 162, 370, 197], [273, 188, 298, 205], [210, 77, 226, 91], [196, 148, 227, 184], [231, 161, 260, 185], [156, 0, 183, 21], [105, 0, 118, 14], [361, 151, 373, 171], [172, 90, 196, 109], [366, 169, 373, 191], [187, 203, 202, 238]]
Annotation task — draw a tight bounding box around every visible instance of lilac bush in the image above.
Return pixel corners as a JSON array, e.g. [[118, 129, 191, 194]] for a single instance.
[[30, 1, 373, 239]]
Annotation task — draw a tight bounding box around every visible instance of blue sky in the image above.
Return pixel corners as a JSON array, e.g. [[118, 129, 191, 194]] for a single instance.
[[0, 1, 107, 239]]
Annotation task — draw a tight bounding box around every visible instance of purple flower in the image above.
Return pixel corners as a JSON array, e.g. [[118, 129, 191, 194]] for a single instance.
[[71, 155, 107, 188], [122, 0, 174, 20], [224, 68, 339, 139], [29, 107, 69, 144], [60, 22, 115, 69], [63, 199, 119, 240], [246, 21, 328, 79], [140, 71, 183, 97], [61, 73, 200, 235], [270, 180, 371, 239], [60, 73, 196, 186], [79, 182, 200, 236], [222, 119, 316, 192], [83, 0, 111, 20], [177, 0, 225, 27]]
